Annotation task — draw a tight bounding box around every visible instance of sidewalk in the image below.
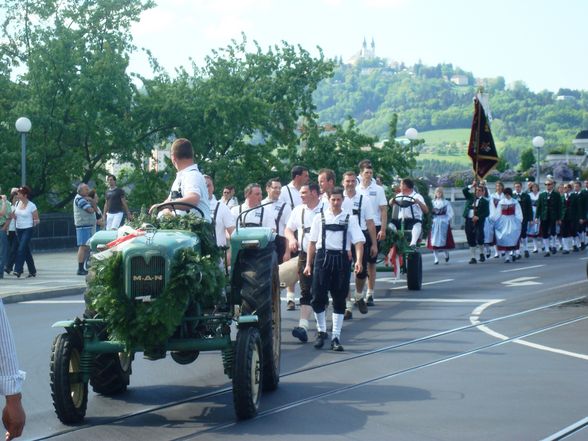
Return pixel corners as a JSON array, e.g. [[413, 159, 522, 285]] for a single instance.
[[0, 249, 86, 304], [0, 230, 468, 304]]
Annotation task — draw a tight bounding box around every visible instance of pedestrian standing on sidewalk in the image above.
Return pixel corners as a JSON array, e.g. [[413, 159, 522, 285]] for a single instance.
[[103, 175, 132, 230], [73, 184, 96, 276], [12, 187, 38, 279], [4, 190, 19, 276], [0, 192, 11, 280]]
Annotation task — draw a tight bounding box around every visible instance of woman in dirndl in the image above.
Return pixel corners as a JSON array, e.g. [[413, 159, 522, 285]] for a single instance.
[[427, 187, 455, 264], [492, 187, 523, 263], [527, 182, 541, 253]]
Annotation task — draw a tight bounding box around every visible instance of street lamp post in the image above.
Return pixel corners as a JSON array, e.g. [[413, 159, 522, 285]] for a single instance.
[[15, 117, 32, 186], [405, 127, 418, 176], [532, 136, 545, 184]]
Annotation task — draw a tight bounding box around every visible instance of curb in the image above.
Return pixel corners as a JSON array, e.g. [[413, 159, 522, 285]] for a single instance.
[[1, 287, 85, 305]]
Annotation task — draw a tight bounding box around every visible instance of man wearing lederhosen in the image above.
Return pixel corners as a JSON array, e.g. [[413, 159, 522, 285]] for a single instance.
[[303, 187, 365, 352], [262, 178, 291, 264], [342, 171, 377, 320], [284, 183, 324, 343]]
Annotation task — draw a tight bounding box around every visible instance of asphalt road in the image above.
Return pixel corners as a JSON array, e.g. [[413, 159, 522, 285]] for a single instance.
[[8, 248, 588, 441]]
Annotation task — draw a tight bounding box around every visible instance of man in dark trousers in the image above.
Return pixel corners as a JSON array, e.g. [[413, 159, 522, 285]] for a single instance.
[[462, 181, 489, 264], [535, 177, 562, 256], [513, 181, 533, 258]]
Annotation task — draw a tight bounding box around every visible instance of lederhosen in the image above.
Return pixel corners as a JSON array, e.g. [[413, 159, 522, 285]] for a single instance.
[[211, 201, 221, 244], [274, 202, 287, 264], [350, 195, 369, 280], [239, 204, 264, 228], [465, 198, 484, 247], [392, 199, 422, 232], [311, 211, 350, 315], [297, 208, 313, 305]]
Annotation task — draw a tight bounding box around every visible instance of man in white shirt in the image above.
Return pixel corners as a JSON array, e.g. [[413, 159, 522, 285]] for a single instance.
[[318, 168, 336, 204], [231, 183, 275, 230], [342, 171, 378, 319], [262, 178, 291, 264], [204, 175, 235, 248], [303, 187, 365, 352], [279, 165, 309, 210], [150, 138, 211, 221], [391, 178, 429, 247], [284, 183, 323, 343], [357, 164, 387, 306]]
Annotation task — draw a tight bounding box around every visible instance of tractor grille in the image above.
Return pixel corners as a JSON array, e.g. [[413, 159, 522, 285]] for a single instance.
[[130, 256, 165, 299]]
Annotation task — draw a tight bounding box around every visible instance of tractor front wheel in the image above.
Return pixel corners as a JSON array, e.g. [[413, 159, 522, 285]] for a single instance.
[[232, 327, 263, 420], [90, 352, 132, 396], [50, 333, 88, 424]]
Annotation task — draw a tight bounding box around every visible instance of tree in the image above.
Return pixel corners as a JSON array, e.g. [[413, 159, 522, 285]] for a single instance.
[[0, 0, 155, 208], [519, 148, 536, 172]]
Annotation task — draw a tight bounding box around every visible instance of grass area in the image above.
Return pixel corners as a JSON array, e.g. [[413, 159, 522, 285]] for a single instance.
[[417, 153, 471, 165], [419, 128, 470, 145]]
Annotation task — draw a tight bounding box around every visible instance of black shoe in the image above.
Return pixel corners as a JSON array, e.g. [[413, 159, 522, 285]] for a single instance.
[[434, 259, 439, 265], [366, 295, 375, 307], [562, 250, 570, 254], [330, 337, 344, 352], [469, 258, 477, 264], [551, 247, 557, 255], [524, 250, 530, 258], [26, 273, 36, 278], [356, 298, 368, 314], [344, 309, 353, 320], [445, 255, 449, 263], [573, 245, 579, 252], [479, 254, 486, 262], [13, 272, 22, 278], [292, 326, 308, 343], [532, 249, 538, 254], [314, 331, 328, 349], [486, 252, 490, 258], [77, 269, 88, 276], [4, 269, 10, 275], [544, 252, 550, 257], [287, 300, 296, 311]]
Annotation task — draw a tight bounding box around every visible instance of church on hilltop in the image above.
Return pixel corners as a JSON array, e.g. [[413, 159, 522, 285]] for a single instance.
[[347, 37, 376, 65]]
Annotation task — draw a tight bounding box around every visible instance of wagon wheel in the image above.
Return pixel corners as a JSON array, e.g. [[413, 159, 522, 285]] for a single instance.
[[232, 326, 263, 420], [50, 333, 88, 424]]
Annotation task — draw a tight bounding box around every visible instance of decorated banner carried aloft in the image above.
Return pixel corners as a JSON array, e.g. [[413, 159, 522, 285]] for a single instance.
[[467, 92, 499, 179]]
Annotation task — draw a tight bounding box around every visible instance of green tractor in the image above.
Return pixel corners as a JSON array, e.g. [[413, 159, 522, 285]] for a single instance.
[[50, 202, 281, 423], [383, 194, 423, 290]]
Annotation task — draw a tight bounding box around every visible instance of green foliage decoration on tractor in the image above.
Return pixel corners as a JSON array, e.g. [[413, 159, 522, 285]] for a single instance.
[[50, 202, 281, 424]]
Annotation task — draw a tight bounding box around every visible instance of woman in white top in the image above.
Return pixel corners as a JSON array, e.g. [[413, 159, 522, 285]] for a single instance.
[[427, 187, 455, 264], [12, 186, 39, 278]]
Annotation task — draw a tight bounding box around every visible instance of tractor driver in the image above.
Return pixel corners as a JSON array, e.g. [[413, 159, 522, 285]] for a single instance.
[[390, 178, 429, 247], [150, 138, 211, 222]]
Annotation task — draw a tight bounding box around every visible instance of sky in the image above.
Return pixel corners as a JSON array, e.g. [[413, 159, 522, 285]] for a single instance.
[[129, 0, 588, 93]]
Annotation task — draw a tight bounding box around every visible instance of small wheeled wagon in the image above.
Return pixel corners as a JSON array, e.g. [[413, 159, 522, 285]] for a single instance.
[[50, 202, 281, 423]]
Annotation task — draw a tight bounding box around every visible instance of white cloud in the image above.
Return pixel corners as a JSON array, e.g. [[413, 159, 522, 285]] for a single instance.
[[203, 15, 254, 42]]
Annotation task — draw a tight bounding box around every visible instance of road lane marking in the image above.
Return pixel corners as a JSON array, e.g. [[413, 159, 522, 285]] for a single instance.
[[542, 416, 588, 441], [500, 264, 545, 273], [501, 276, 541, 287], [372, 298, 504, 303], [388, 279, 454, 290], [471, 300, 588, 361]]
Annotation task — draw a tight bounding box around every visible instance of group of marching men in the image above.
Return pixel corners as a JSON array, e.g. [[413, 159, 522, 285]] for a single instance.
[[208, 161, 416, 352], [452, 177, 588, 264]]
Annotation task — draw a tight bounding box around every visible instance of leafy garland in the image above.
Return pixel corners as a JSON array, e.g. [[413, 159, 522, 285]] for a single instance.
[[86, 212, 226, 352]]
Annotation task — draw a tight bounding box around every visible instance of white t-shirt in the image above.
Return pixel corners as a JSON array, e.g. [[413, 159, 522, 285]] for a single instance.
[[210, 197, 235, 247], [262, 197, 291, 236], [343, 192, 375, 231], [286, 202, 324, 253], [357, 181, 387, 226], [397, 191, 425, 221], [169, 164, 211, 221], [308, 208, 365, 251], [279, 183, 302, 209], [15, 201, 37, 229], [231, 202, 275, 230]]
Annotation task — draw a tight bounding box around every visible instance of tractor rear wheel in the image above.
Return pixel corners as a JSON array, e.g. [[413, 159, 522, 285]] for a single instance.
[[236, 245, 281, 392], [406, 251, 422, 291], [90, 352, 132, 396], [50, 333, 88, 424], [232, 327, 262, 420]]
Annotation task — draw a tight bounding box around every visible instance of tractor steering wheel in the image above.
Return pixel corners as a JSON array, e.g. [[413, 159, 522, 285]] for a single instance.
[[152, 201, 205, 218], [391, 194, 417, 209]]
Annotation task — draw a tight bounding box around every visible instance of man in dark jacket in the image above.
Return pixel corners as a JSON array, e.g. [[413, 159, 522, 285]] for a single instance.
[[535, 178, 562, 256], [463, 181, 490, 264]]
